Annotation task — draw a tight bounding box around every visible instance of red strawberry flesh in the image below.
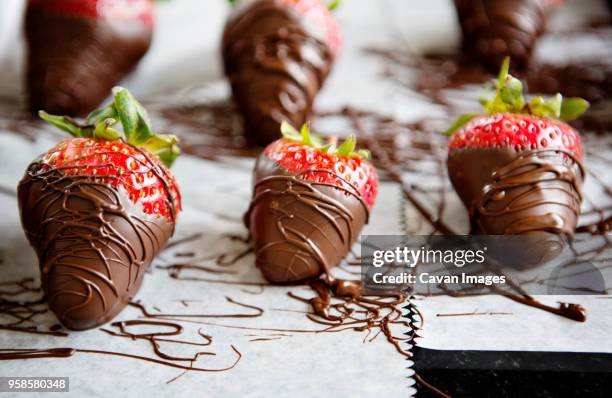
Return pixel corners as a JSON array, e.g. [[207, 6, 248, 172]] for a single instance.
[[264, 139, 378, 208], [449, 113, 584, 161], [40, 138, 181, 220]]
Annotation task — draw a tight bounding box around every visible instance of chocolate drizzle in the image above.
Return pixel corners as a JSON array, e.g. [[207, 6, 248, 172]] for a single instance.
[[25, 6, 152, 116], [0, 277, 68, 336], [222, 0, 333, 145], [100, 319, 215, 362], [245, 153, 369, 283], [17, 162, 175, 330], [448, 148, 585, 235]]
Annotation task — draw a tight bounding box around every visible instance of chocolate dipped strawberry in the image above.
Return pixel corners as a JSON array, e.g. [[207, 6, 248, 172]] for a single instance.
[[18, 87, 181, 330], [25, 0, 154, 117], [446, 59, 588, 252], [222, 0, 341, 146], [454, 0, 555, 71], [245, 122, 377, 283]]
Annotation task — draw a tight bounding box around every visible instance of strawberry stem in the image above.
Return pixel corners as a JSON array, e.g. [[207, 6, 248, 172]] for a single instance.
[[39, 87, 180, 168], [445, 57, 590, 136], [280, 121, 370, 159]]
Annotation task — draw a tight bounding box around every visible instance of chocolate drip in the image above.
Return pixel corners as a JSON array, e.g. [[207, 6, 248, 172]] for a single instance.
[[222, 0, 333, 145], [488, 285, 587, 322], [25, 8, 152, 116], [290, 278, 413, 358], [17, 163, 175, 330], [453, 0, 548, 70], [245, 154, 369, 283]]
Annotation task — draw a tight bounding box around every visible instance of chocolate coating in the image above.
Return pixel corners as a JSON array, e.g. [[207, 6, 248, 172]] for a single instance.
[[245, 154, 369, 283], [222, 0, 333, 146], [453, 0, 547, 71], [18, 162, 173, 330], [448, 147, 584, 266], [25, 9, 152, 117]]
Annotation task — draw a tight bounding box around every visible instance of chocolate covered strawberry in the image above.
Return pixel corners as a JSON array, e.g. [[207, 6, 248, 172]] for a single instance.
[[18, 87, 181, 330], [25, 0, 154, 117], [454, 0, 555, 71], [245, 122, 377, 283], [446, 58, 588, 241], [222, 0, 341, 145]]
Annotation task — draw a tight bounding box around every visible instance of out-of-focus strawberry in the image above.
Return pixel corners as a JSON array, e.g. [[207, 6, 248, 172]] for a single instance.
[[26, 0, 154, 116]]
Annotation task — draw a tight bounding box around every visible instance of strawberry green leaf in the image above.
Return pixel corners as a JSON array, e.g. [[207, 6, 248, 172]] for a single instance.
[[321, 143, 337, 154], [300, 123, 316, 147], [113, 88, 139, 139], [560, 97, 590, 122], [39, 111, 83, 137], [499, 76, 525, 110], [444, 113, 477, 136], [356, 149, 371, 159], [337, 134, 357, 156], [143, 134, 181, 168], [482, 58, 526, 114], [280, 121, 302, 141], [112, 87, 155, 146], [281, 121, 323, 147], [546, 93, 563, 117], [450, 56, 591, 131], [279, 122, 370, 160], [86, 104, 117, 125], [93, 118, 121, 141], [528, 94, 563, 119], [39, 87, 181, 169], [497, 57, 510, 89]]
